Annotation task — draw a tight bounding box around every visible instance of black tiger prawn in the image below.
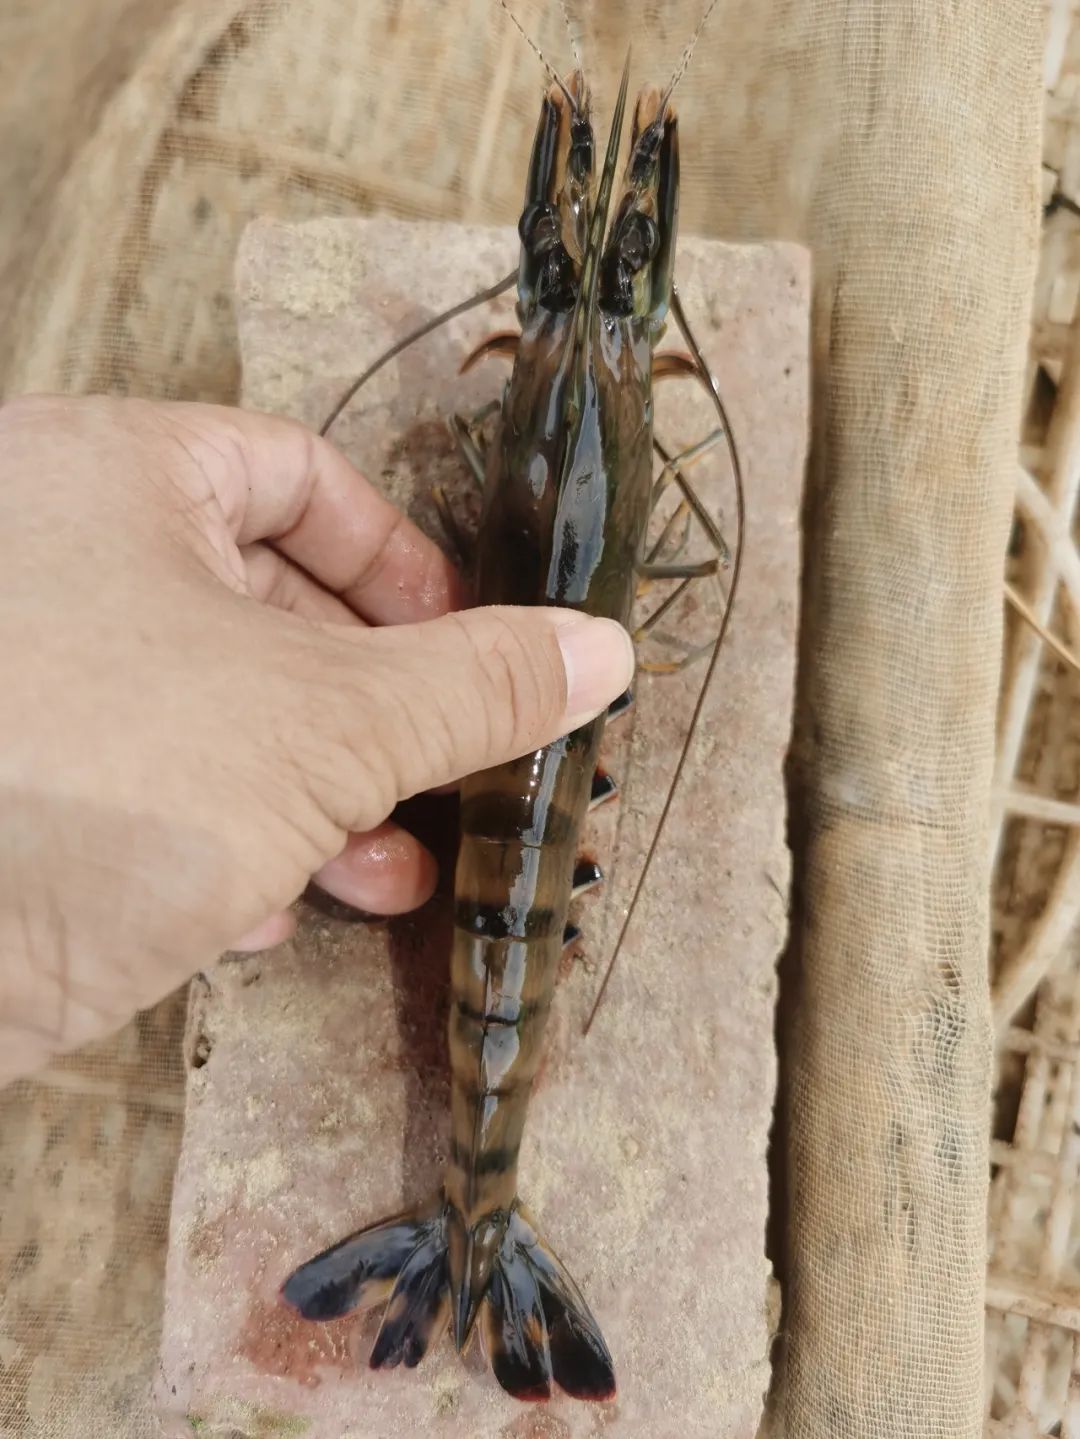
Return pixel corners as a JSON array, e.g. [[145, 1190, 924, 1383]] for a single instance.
[[282, 41, 741, 1403]]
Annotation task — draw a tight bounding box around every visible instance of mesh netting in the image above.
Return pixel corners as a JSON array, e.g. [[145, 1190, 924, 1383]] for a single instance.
[[0, 1, 1041, 1436]]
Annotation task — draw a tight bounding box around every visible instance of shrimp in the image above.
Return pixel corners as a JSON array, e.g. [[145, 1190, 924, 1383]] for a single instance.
[[282, 50, 734, 1403]]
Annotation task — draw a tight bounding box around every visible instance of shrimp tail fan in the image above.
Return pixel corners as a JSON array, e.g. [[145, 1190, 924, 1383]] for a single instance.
[[478, 1204, 616, 1402], [281, 1198, 450, 1370], [281, 1197, 615, 1401]]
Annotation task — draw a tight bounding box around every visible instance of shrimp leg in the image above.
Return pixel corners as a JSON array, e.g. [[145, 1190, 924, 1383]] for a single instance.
[[449, 414, 488, 490]]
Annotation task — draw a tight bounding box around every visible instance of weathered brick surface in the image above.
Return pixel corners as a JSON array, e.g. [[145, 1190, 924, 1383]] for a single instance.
[[155, 217, 808, 1438]]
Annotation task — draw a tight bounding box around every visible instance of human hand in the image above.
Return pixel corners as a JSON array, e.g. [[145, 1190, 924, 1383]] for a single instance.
[[0, 396, 633, 1083]]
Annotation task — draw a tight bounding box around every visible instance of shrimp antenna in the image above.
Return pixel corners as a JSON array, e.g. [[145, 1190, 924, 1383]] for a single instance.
[[557, 0, 583, 69], [317, 270, 517, 438], [583, 283, 746, 1037], [494, 0, 579, 113], [662, 0, 722, 107]]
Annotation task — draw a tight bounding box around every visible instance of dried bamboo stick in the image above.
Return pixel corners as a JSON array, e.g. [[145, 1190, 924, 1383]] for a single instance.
[[986, 1270, 1080, 1333], [993, 308, 1080, 851]]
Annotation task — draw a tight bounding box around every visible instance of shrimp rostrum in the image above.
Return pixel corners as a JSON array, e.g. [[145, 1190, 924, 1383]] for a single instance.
[[283, 59, 686, 1403]]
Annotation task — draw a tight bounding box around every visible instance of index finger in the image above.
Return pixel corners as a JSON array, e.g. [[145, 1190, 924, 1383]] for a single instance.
[[159, 401, 466, 625]]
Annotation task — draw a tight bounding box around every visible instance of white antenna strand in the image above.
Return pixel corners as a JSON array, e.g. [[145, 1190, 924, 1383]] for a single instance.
[[665, 0, 721, 102], [494, 0, 578, 110], [558, 0, 583, 68]]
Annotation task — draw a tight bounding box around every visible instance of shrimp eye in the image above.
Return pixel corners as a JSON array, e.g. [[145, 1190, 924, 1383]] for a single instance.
[[536, 246, 577, 312], [519, 201, 562, 256], [599, 211, 660, 316], [520, 201, 577, 312], [618, 213, 659, 274]]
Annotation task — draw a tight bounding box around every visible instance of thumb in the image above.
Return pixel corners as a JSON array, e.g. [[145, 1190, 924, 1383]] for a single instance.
[[286, 605, 636, 835]]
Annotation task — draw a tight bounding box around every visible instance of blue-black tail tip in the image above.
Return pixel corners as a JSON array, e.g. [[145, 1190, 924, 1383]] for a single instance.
[[281, 1198, 615, 1403]]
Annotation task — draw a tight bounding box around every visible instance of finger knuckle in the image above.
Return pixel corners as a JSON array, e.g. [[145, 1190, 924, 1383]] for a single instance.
[[474, 609, 559, 749], [340, 503, 405, 601], [198, 413, 257, 495], [287, 651, 405, 830], [279, 420, 321, 527]]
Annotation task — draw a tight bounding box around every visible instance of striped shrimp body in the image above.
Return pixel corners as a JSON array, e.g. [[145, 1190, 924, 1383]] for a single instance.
[[283, 58, 679, 1402]]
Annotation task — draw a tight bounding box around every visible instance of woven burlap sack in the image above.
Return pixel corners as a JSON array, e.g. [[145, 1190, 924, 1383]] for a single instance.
[[0, 2, 1040, 1437], [0, 0, 180, 379]]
